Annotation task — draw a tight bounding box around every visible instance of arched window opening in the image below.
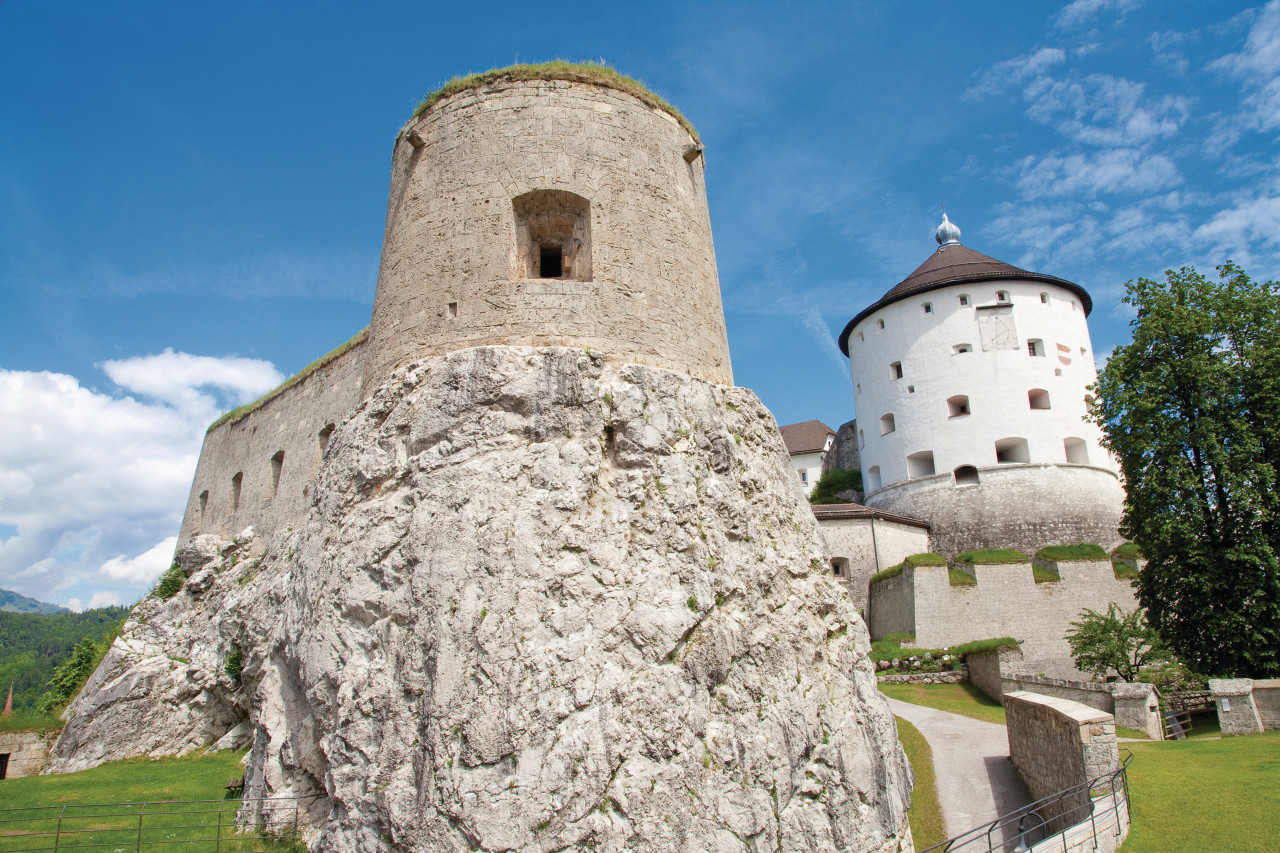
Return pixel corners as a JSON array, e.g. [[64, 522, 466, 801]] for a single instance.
[[858, 429, 865, 449], [880, 413, 896, 435], [319, 423, 335, 452], [1027, 338, 1044, 357], [923, 302, 933, 314], [198, 490, 209, 523], [953, 343, 973, 354], [1028, 388, 1051, 409], [267, 451, 285, 498], [858, 332, 864, 342], [513, 190, 591, 281], [907, 450, 936, 479], [855, 383, 861, 396], [953, 465, 980, 486], [1064, 437, 1090, 464], [996, 290, 1011, 303], [1084, 394, 1097, 413], [995, 437, 1030, 464], [947, 395, 970, 418], [959, 294, 970, 306], [231, 472, 243, 512], [866, 466, 882, 492], [890, 361, 903, 380]]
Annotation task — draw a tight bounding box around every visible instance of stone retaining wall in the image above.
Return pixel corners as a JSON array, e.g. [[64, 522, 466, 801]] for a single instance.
[[876, 670, 967, 685], [0, 729, 57, 778], [1210, 678, 1280, 735], [1005, 691, 1118, 834]]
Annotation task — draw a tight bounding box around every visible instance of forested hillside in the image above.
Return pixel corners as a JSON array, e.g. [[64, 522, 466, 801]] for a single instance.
[[0, 588, 69, 614], [0, 606, 130, 711]]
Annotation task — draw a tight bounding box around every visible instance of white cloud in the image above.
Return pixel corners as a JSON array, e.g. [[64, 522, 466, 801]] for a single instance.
[[1025, 73, 1189, 147], [99, 537, 179, 585], [1192, 191, 1280, 268], [965, 48, 1067, 99], [0, 353, 281, 608], [1209, 1, 1280, 134], [1053, 0, 1146, 30], [88, 591, 122, 610], [1014, 149, 1181, 198]]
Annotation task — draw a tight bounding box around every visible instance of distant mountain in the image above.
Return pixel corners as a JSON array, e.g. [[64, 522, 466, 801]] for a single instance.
[[0, 588, 69, 614]]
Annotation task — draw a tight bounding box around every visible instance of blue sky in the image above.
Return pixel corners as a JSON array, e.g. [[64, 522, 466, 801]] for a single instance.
[[3, 0, 1278, 608]]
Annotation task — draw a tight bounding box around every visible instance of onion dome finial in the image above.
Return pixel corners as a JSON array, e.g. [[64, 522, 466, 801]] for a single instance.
[[935, 213, 961, 246]]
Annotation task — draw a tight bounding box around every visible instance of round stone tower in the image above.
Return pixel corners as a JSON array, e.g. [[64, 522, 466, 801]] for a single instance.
[[360, 71, 733, 397], [837, 215, 1124, 556]]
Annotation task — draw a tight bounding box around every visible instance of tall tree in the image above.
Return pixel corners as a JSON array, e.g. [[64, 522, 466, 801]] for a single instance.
[[1092, 263, 1280, 678]]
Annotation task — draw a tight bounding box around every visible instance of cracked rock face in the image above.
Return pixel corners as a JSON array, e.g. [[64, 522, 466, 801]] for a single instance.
[[55, 346, 913, 853]]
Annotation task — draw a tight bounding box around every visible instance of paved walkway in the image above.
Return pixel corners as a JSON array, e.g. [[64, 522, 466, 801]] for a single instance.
[[887, 697, 1032, 840]]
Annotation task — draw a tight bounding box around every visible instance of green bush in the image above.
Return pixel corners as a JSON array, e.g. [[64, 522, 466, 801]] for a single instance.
[[953, 548, 1030, 565], [223, 647, 243, 685], [948, 568, 977, 586], [1034, 543, 1108, 561], [37, 637, 104, 714], [809, 468, 864, 504], [154, 561, 185, 599]]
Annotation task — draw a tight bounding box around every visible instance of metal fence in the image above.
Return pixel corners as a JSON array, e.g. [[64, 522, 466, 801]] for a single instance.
[[919, 749, 1133, 853], [0, 794, 318, 852]]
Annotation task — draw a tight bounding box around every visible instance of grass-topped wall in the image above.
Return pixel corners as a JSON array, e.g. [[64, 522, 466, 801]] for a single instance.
[[954, 548, 1031, 565], [410, 61, 699, 142], [1034, 543, 1109, 561]]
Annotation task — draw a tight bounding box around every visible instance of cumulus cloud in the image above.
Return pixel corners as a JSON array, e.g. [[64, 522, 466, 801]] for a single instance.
[[1053, 0, 1146, 30], [0, 353, 281, 608], [1024, 74, 1189, 146], [1209, 1, 1280, 134], [1192, 191, 1280, 269]]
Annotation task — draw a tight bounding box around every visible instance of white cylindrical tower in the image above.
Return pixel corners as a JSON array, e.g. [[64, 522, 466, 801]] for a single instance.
[[837, 215, 1124, 555]]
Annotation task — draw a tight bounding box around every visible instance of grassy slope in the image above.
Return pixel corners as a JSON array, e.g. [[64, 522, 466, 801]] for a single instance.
[[1121, 732, 1280, 852], [0, 751, 247, 807], [879, 682, 1008, 726], [894, 716, 946, 850]]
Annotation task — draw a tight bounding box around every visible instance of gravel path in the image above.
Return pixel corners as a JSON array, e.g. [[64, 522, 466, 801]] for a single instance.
[[887, 697, 1032, 841]]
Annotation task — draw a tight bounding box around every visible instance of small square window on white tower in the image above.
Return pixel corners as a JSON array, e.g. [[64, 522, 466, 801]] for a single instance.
[[953, 343, 973, 354], [959, 294, 970, 306], [906, 450, 936, 478], [947, 395, 970, 418], [996, 290, 1011, 303], [890, 361, 903, 380], [1028, 388, 1051, 409], [923, 302, 933, 314], [1040, 292, 1049, 304], [1028, 338, 1044, 357]]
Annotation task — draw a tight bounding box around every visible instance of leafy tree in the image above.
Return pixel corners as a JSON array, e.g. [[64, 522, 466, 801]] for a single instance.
[[809, 468, 863, 504], [1065, 604, 1166, 681], [37, 637, 104, 714], [1092, 263, 1280, 677]]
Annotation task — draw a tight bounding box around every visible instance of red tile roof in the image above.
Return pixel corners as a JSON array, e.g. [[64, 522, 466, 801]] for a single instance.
[[779, 420, 836, 455], [809, 503, 930, 529]]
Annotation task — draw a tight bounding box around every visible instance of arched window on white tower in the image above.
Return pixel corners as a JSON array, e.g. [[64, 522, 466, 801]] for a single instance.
[[997, 290, 1011, 303], [995, 437, 1030, 464], [880, 413, 896, 435], [953, 465, 980, 486], [1064, 437, 1090, 464], [866, 466, 882, 492], [947, 395, 970, 418], [907, 451, 936, 479], [1028, 388, 1051, 409]]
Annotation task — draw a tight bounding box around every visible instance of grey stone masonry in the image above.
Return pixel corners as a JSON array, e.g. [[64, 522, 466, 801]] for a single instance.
[[1210, 678, 1264, 736], [1005, 691, 1118, 834], [1254, 679, 1280, 730], [1109, 682, 1163, 740], [0, 729, 56, 778]]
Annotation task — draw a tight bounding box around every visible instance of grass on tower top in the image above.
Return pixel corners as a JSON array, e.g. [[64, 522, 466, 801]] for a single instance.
[[411, 61, 699, 142]]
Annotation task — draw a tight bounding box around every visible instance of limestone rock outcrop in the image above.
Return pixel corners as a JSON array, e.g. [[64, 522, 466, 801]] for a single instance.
[[52, 346, 913, 853]]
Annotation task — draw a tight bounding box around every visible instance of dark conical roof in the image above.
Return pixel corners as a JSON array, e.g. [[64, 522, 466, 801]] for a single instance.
[[837, 226, 1092, 356]]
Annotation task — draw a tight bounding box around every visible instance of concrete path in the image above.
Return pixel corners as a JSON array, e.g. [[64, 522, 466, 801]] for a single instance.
[[887, 697, 1032, 840]]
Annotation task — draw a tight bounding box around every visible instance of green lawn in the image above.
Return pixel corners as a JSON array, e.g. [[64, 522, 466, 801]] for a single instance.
[[0, 750, 305, 852], [894, 716, 945, 850], [1121, 731, 1280, 852], [879, 681, 1007, 725]]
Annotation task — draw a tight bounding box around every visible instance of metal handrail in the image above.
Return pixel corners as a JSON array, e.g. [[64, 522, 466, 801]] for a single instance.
[[0, 793, 321, 853], [919, 748, 1133, 853]]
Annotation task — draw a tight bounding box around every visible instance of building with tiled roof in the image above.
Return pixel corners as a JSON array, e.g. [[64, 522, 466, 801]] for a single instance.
[[778, 419, 836, 496]]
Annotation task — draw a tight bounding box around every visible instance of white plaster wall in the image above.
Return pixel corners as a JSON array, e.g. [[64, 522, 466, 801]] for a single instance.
[[848, 280, 1114, 489], [790, 450, 825, 495]]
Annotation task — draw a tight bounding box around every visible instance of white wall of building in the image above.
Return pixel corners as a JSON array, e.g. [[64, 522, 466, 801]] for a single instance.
[[790, 450, 826, 496]]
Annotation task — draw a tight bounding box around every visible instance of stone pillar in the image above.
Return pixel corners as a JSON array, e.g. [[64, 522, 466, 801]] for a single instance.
[[1209, 678, 1263, 736], [1110, 682, 1163, 740]]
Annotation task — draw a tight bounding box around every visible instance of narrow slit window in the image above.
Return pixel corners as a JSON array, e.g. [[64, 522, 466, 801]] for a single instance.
[[198, 490, 209, 522], [1040, 292, 1049, 304], [231, 472, 243, 512], [858, 429, 865, 450], [953, 343, 973, 354], [947, 395, 970, 418], [539, 246, 563, 278], [1028, 388, 1051, 409], [268, 450, 284, 498], [877, 319, 885, 330], [880, 413, 896, 435]]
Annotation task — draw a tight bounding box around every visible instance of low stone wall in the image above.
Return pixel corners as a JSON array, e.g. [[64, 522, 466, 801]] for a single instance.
[[0, 729, 57, 778], [1210, 678, 1280, 735], [876, 670, 967, 685], [1005, 691, 1118, 834], [969, 647, 1162, 739]]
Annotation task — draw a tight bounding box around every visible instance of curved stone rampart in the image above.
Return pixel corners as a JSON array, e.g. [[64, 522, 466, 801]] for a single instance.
[[361, 79, 732, 396]]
